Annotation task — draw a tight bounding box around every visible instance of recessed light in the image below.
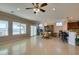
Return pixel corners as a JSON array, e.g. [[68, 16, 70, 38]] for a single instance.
[[53, 8, 56, 11], [17, 8, 20, 11]]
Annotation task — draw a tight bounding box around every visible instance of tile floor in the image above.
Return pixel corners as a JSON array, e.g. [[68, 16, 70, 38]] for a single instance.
[[0, 36, 79, 55]]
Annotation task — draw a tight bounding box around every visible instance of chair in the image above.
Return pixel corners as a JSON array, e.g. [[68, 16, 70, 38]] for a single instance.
[[42, 32, 49, 39]]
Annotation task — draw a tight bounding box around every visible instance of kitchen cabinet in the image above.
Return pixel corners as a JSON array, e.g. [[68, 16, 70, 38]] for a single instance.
[[68, 22, 79, 30]]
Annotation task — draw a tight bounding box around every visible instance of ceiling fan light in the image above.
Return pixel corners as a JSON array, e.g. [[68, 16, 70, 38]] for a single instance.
[[34, 8, 40, 13], [36, 9, 40, 12], [33, 8, 37, 11], [37, 9, 40, 12]]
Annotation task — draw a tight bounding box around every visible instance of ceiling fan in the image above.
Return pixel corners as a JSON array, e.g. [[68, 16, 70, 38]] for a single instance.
[[25, 3, 48, 14]]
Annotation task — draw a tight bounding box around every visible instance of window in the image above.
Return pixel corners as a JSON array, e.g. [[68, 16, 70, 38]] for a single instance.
[[56, 22, 63, 26], [0, 48, 9, 55], [0, 20, 8, 37], [13, 22, 26, 35], [13, 22, 20, 35], [21, 24, 26, 34]]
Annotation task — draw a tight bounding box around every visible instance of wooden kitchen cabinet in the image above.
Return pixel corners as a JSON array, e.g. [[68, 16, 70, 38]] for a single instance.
[[68, 22, 79, 30]]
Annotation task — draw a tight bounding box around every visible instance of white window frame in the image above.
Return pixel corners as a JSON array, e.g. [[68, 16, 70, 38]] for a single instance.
[[13, 22, 26, 35], [0, 20, 8, 37]]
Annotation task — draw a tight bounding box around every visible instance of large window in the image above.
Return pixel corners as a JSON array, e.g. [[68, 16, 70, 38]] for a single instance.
[[13, 22, 26, 35], [13, 22, 20, 35], [20, 24, 26, 34], [0, 20, 8, 37]]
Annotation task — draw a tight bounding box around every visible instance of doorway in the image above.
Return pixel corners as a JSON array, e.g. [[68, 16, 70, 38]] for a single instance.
[[30, 26, 37, 36]]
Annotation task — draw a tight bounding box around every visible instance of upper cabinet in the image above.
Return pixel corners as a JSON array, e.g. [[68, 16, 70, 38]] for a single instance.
[[68, 22, 79, 30]]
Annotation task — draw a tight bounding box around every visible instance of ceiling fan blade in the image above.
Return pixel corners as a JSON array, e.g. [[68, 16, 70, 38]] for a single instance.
[[25, 8, 33, 9], [40, 9, 45, 12], [41, 3, 48, 7], [32, 3, 34, 5], [36, 3, 39, 7]]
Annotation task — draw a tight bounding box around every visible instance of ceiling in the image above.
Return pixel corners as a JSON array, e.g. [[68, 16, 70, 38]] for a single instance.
[[0, 3, 79, 24]]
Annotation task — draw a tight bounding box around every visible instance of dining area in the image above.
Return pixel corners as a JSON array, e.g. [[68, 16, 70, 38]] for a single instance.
[[38, 24, 57, 39]]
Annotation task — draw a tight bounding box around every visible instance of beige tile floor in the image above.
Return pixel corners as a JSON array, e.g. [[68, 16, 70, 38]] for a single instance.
[[0, 36, 79, 55]]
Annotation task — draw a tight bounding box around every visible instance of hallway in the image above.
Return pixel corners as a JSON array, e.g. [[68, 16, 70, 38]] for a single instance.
[[0, 36, 79, 55]]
